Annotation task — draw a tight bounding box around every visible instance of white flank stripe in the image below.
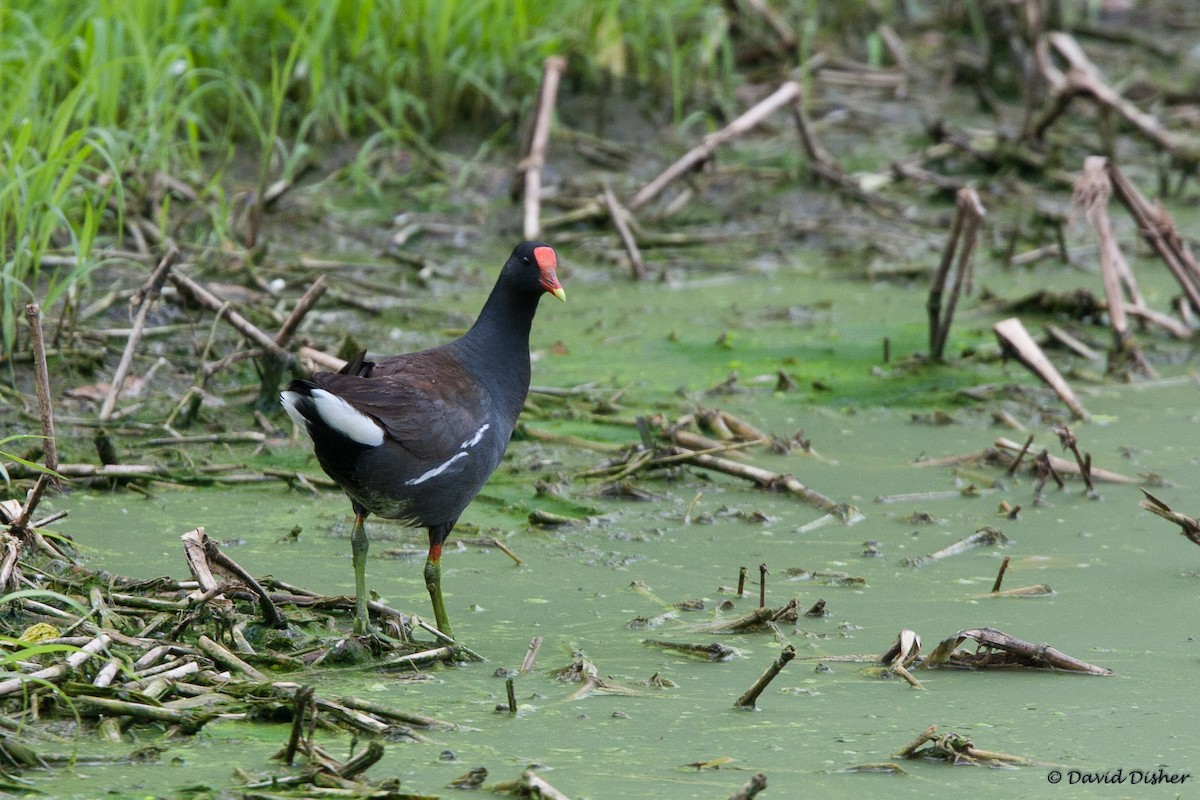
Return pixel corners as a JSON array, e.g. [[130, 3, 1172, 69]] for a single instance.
[[310, 389, 385, 446], [406, 451, 468, 486], [461, 423, 490, 449]]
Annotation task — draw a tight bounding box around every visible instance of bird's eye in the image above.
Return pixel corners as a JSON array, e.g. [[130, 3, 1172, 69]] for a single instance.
[[522, 257, 530, 265]]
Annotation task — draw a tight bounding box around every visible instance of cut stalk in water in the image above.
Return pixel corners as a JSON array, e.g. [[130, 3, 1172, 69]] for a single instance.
[[735, 645, 795, 709], [1072, 156, 1154, 378], [992, 317, 1090, 420], [927, 187, 985, 362], [991, 556, 1011, 593]]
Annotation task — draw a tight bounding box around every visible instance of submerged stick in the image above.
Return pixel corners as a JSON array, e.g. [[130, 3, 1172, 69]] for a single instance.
[[735, 645, 795, 709], [758, 563, 767, 608]]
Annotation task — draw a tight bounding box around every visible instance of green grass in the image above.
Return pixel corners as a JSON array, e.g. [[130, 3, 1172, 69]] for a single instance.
[[0, 0, 782, 358]]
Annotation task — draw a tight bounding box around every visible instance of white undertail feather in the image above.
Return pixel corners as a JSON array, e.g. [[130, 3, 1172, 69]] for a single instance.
[[281, 388, 385, 447]]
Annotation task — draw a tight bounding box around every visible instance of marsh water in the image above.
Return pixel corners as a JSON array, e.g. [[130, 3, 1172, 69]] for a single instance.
[[27, 253, 1200, 799]]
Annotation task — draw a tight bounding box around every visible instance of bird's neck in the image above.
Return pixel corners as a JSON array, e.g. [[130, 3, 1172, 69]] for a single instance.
[[452, 277, 538, 417]]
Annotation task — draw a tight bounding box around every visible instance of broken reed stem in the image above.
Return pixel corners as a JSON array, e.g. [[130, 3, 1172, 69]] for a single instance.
[[991, 556, 1011, 593], [728, 772, 768, 800], [735, 645, 796, 709], [100, 247, 179, 421], [1005, 433, 1035, 476], [601, 181, 645, 279], [630, 81, 803, 210], [1105, 160, 1200, 313], [520, 636, 543, 673], [1140, 489, 1200, 547], [1053, 425, 1095, 493], [928, 187, 985, 361], [23, 304, 57, 472], [521, 56, 567, 240], [1073, 156, 1157, 378], [758, 563, 767, 608], [737, 566, 748, 597], [993, 317, 1090, 421], [505, 677, 517, 715]]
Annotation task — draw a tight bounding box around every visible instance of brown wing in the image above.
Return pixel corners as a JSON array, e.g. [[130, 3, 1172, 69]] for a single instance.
[[311, 348, 491, 466]]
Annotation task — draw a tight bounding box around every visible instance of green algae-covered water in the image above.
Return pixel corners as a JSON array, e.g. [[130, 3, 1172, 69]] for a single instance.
[[28, 261, 1200, 799]]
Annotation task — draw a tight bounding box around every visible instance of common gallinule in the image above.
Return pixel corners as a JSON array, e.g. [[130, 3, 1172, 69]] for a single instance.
[[282, 242, 565, 636]]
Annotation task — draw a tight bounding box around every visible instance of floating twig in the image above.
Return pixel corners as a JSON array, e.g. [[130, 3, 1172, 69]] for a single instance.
[[902, 527, 1008, 568], [897, 724, 1031, 766], [923, 627, 1112, 675], [643, 640, 740, 662]]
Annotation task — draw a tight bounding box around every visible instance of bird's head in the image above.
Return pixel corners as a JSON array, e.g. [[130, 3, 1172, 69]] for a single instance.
[[511, 241, 566, 302]]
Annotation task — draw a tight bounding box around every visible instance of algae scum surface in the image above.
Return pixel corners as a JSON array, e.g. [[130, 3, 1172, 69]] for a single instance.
[[33, 262, 1200, 799]]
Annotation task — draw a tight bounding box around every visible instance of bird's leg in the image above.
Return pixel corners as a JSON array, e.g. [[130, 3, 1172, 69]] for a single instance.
[[350, 509, 371, 635], [424, 524, 454, 638]]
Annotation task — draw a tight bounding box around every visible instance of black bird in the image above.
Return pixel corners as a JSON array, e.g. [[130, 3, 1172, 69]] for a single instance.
[[282, 242, 565, 636]]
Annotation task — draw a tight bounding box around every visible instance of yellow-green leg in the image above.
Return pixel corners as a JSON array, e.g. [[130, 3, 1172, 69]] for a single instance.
[[350, 510, 371, 635], [424, 528, 453, 638]]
